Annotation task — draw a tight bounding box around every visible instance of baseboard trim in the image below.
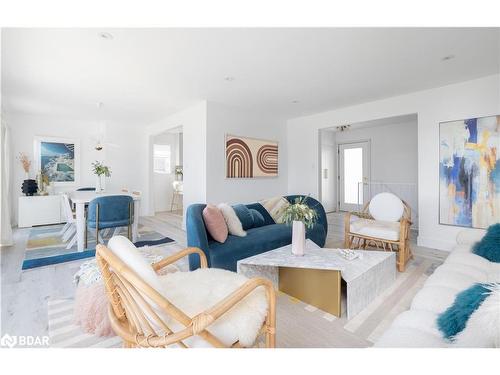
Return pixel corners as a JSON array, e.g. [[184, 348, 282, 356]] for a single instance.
[[417, 236, 455, 252]]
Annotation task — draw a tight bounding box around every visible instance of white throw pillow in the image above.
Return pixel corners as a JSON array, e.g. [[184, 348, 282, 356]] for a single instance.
[[217, 203, 247, 237], [260, 196, 290, 224], [453, 284, 500, 348], [369, 192, 404, 222]]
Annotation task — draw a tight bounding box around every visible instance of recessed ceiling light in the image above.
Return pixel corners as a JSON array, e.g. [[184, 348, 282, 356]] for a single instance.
[[441, 54, 455, 61], [99, 32, 113, 40], [224, 76, 235, 82], [292, 100, 300, 104]]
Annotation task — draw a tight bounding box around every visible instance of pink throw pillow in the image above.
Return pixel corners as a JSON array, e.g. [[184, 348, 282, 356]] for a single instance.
[[203, 204, 228, 243]]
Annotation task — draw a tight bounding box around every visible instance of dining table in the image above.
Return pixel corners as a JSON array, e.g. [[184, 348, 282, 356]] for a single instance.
[[69, 191, 141, 251]]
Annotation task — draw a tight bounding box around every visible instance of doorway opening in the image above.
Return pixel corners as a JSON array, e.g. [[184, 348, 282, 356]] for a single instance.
[[151, 126, 183, 218], [319, 113, 418, 227]]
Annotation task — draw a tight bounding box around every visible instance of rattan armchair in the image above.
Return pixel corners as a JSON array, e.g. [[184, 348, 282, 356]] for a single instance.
[[344, 194, 412, 272], [96, 243, 276, 348]]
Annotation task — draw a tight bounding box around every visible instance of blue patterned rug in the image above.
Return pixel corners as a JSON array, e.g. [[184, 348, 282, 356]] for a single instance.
[[22, 224, 174, 270]]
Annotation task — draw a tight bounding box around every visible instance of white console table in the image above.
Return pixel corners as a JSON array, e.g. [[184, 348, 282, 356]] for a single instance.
[[18, 195, 64, 228]]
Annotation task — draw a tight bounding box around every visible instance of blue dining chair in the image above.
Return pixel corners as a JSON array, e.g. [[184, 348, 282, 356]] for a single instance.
[[85, 195, 134, 248]]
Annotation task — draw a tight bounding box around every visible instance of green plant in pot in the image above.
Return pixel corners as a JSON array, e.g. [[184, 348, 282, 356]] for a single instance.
[[92, 161, 111, 193], [282, 196, 317, 256]]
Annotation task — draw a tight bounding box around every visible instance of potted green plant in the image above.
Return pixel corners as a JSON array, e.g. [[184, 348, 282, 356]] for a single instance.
[[282, 196, 318, 256], [91, 161, 111, 193]]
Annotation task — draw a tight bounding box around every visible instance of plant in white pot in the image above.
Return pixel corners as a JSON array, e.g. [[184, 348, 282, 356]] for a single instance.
[[282, 196, 318, 256], [91, 161, 111, 193]]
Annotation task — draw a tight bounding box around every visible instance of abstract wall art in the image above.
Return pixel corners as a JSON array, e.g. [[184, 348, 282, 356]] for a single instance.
[[226, 134, 278, 178], [439, 115, 500, 228], [34, 136, 80, 185]]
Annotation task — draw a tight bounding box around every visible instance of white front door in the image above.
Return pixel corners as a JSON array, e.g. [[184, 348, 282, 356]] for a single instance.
[[338, 141, 370, 212]]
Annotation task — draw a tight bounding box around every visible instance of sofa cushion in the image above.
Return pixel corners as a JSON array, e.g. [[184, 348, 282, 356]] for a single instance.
[[232, 204, 254, 230], [249, 209, 265, 228], [350, 218, 400, 241], [375, 327, 446, 348], [202, 204, 228, 243], [473, 223, 500, 263], [453, 283, 500, 347], [446, 252, 494, 273], [245, 203, 275, 226], [218, 203, 246, 237], [456, 228, 486, 245], [411, 286, 463, 314], [260, 196, 290, 223], [437, 283, 492, 340]]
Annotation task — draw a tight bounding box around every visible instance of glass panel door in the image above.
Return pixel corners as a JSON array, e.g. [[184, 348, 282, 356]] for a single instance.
[[338, 141, 370, 211]]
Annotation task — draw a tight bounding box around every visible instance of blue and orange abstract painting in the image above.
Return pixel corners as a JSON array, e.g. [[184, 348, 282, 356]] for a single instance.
[[440, 115, 500, 229]]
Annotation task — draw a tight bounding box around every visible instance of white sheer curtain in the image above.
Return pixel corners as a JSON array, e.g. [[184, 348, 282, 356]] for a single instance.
[[1, 121, 13, 246]]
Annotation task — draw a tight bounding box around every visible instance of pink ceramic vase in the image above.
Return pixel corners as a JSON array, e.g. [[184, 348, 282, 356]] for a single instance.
[[291, 220, 306, 256]]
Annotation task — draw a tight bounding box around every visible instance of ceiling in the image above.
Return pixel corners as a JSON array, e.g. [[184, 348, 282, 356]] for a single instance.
[[2, 28, 499, 124]]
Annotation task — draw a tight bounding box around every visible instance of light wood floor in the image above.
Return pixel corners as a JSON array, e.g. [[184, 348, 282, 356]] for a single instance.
[[0, 210, 446, 342]]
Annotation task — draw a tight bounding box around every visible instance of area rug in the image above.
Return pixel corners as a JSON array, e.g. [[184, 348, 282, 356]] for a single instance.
[[22, 223, 174, 270], [46, 256, 441, 348]]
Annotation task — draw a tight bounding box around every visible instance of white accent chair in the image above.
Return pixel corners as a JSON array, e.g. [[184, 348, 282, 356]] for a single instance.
[[344, 192, 412, 272], [96, 236, 276, 348]]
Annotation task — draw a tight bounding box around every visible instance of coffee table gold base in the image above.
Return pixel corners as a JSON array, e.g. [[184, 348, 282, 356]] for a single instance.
[[278, 266, 342, 317]]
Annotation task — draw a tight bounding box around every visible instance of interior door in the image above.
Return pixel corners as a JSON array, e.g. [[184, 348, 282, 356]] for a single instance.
[[338, 141, 370, 212]]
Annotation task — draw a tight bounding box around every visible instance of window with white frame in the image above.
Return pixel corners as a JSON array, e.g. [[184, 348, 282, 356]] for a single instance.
[[153, 144, 171, 174]]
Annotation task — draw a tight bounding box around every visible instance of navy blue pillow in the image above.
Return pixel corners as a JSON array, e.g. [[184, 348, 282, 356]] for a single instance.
[[245, 203, 275, 226], [437, 283, 491, 340], [473, 223, 500, 262], [249, 209, 265, 228], [232, 204, 254, 230]]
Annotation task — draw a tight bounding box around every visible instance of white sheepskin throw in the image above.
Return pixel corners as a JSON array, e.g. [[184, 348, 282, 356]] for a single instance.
[[217, 203, 246, 237], [453, 283, 500, 348], [160, 268, 268, 347]]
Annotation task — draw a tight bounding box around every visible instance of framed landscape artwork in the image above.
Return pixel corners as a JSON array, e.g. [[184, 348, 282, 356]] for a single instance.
[[34, 136, 79, 185], [439, 115, 500, 229], [225, 134, 278, 178]]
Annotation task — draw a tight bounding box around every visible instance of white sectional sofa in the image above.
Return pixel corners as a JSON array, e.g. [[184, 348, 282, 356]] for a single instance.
[[375, 229, 500, 347]]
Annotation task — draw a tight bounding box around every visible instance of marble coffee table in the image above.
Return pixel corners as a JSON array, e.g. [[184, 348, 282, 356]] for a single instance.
[[237, 239, 396, 319]]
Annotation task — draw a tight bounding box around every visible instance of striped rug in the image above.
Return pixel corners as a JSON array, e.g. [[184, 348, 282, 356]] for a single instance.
[[47, 256, 440, 348], [47, 299, 121, 348]]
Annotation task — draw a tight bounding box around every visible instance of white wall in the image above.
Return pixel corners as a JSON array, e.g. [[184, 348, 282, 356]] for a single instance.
[[288, 74, 500, 251], [5, 113, 150, 225], [319, 129, 336, 212], [205, 102, 288, 204], [146, 101, 207, 220]]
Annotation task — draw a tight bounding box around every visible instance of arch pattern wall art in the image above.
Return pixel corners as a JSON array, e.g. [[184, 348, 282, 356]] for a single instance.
[[226, 134, 278, 178], [439, 115, 500, 229]]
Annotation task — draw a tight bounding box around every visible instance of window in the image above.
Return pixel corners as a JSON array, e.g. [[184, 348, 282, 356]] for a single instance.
[[153, 144, 171, 174]]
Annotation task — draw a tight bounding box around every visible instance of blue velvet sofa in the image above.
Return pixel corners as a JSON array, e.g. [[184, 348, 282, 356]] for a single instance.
[[186, 195, 328, 271]]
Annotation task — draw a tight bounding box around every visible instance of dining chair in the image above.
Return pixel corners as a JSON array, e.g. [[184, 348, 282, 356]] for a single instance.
[[344, 192, 412, 272], [106, 190, 141, 237], [59, 194, 78, 249], [85, 195, 134, 248]]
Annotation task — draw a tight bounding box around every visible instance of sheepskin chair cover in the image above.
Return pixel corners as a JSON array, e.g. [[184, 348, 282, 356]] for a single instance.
[[160, 268, 268, 347]]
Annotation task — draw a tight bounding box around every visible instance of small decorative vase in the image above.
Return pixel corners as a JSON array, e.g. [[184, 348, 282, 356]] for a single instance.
[[21, 179, 38, 196], [291, 220, 306, 256]]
